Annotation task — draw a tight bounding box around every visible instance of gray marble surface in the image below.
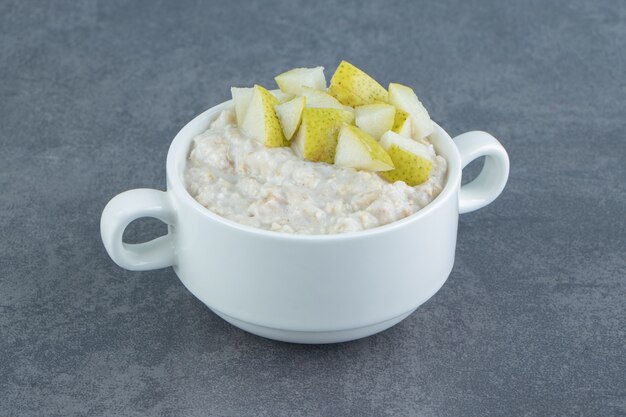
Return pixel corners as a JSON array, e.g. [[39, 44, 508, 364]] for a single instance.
[[1, 1, 625, 416]]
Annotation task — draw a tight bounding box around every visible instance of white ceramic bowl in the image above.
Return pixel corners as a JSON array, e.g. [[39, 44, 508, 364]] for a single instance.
[[101, 100, 509, 344]]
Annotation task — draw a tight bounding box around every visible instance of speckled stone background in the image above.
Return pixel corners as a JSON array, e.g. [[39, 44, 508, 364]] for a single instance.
[[1, 1, 625, 416]]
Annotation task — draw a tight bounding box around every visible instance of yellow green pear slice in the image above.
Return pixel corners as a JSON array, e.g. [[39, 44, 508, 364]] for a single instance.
[[292, 108, 354, 163], [334, 125, 394, 172], [274, 96, 305, 140], [231, 87, 254, 126], [354, 103, 396, 140], [328, 60, 388, 107], [388, 83, 433, 139], [391, 109, 412, 137], [275, 67, 326, 95], [241, 85, 289, 147], [378, 131, 433, 186], [231, 88, 292, 126], [301, 87, 353, 112]]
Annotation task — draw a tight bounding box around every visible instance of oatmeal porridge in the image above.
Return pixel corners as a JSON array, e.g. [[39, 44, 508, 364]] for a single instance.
[[185, 109, 447, 235]]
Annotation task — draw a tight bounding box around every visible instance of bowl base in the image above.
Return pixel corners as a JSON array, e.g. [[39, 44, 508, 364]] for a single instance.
[[210, 308, 416, 344]]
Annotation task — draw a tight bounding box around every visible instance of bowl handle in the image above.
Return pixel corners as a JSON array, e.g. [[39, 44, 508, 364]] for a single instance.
[[100, 189, 176, 271], [453, 131, 509, 214]]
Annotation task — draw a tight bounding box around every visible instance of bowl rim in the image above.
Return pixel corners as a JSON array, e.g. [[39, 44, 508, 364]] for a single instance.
[[166, 100, 462, 241]]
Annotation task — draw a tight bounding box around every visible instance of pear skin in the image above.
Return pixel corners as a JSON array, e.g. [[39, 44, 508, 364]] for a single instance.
[[241, 85, 289, 147], [329, 61, 388, 107], [292, 108, 354, 163], [379, 131, 433, 185], [391, 109, 412, 137]]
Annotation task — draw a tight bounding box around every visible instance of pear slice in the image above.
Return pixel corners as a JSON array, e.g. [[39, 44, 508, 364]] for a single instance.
[[354, 103, 396, 140], [328, 60, 388, 107], [391, 109, 412, 137], [231, 87, 292, 126], [388, 83, 433, 139], [231, 87, 254, 126], [335, 125, 394, 172], [275, 67, 326, 95], [274, 96, 305, 140], [271, 90, 295, 103], [301, 87, 352, 112], [378, 131, 433, 186], [241, 85, 289, 147], [292, 108, 354, 163]]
